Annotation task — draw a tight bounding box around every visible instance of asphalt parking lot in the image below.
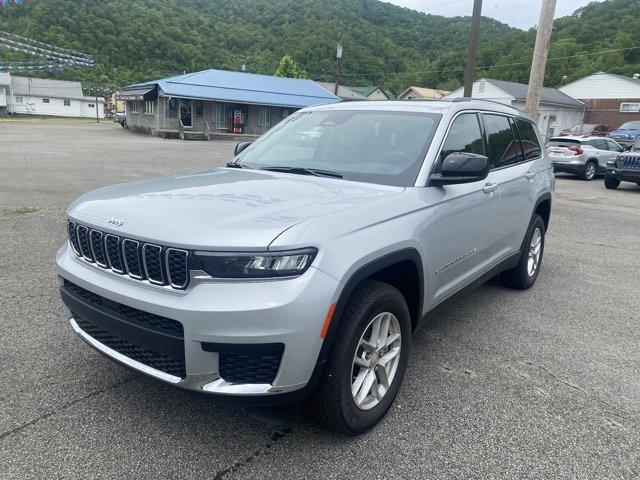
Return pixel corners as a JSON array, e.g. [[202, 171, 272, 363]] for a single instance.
[[1, 119, 639, 479]]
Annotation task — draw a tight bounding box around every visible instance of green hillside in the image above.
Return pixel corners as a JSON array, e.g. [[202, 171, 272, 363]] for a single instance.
[[1, 0, 639, 95]]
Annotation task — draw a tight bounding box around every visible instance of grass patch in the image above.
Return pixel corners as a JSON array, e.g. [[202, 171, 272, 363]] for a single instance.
[[4, 206, 39, 215]]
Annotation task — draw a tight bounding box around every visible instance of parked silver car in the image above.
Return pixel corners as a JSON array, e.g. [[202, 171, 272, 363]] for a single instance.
[[548, 135, 624, 180], [57, 100, 554, 434]]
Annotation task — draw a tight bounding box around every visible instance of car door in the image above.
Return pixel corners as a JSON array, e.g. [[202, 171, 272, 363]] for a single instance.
[[425, 112, 501, 305], [591, 139, 613, 170], [481, 114, 538, 261]]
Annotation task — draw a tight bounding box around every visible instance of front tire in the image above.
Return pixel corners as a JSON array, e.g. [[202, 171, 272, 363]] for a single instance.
[[581, 161, 597, 181], [604, 176, 620, 189], [307, 281, 411, 435], [501, 214, 545, 290]]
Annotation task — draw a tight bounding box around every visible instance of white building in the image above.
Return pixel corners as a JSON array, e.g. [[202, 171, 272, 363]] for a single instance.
[[558, 72, 640, 127], [5, 74, 105, 119], [0, 72, 10, 116], [445, 78, 585, 140]]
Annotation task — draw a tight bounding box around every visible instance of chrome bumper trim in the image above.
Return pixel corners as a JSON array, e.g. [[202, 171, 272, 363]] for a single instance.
[[70, 317, 183, 384], [70, 317, 307, 396]]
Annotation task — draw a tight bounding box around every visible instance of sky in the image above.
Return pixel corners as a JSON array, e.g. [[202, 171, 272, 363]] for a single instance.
[[382, 0, 603, 29]]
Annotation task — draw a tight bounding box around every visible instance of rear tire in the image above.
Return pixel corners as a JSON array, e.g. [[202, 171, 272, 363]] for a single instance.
[[501, 214, 545, 290], [581, 161, 597, 181], [604, 176, 621, 189], [306, 281, 411, 435]]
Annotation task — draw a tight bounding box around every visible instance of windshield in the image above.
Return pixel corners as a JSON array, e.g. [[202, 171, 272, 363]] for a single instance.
[[233, 110, 442, 187], [633, 138, 640, 150], [618, 121, 640, 130]]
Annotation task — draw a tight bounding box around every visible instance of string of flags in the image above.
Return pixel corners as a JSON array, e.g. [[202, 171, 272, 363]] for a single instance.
[[0, 30, 96, 72]]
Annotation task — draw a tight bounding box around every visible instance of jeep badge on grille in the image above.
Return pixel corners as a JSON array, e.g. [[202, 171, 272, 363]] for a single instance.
[[108, 216, 125, 227]]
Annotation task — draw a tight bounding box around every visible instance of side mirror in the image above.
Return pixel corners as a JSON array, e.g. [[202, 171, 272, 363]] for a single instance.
[[428, 152, 490, 187], [234, 141, 252, 156]]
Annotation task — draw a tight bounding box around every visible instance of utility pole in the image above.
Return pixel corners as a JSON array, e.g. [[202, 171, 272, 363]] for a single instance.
[[463, 0, 482, 98], [333, 40, 343, 96], [94, 52, 100, 123], [525, 0, 556, 119]]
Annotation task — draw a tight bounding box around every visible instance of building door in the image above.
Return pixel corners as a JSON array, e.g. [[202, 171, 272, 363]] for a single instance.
[[180, 99, 192, 127]]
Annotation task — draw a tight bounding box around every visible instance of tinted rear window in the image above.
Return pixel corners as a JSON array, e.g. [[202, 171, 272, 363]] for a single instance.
[[548, 138, 581, 148], [515, 119, 542, 160], [484, 114, 520, 168]]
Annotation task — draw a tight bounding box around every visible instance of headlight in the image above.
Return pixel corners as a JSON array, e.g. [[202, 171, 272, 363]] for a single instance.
[[193, 248, 317, 279]]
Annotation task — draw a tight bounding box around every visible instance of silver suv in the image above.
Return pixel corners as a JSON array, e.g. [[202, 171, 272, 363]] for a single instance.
[[57, 100, 554, 434], [548, 135, 624, 180]]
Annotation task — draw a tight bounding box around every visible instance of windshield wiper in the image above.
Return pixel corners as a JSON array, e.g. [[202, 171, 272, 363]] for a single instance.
[[225, 162, 246, 169], [260, 166, 343, 178]]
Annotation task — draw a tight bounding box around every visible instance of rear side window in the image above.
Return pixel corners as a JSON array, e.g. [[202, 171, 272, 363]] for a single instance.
[[439, 113, 485, 165], [484, 114, 520, 168], [515, 119, 542, 160]]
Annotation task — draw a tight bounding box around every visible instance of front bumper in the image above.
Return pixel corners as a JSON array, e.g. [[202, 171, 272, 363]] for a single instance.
[[606, 167, 640, 183], [56, 243, 339, 404]]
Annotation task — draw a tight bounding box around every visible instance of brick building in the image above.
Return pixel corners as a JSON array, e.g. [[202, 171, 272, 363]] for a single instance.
[[118, 69, 339, 139], [559, 72, 640, 129]]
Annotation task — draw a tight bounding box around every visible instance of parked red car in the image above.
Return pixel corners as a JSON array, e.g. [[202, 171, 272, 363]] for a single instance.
[[560, 124, 611, 136]]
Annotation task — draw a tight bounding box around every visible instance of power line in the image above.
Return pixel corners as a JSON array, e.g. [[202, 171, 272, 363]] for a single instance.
[[332, 44, 640, 79]]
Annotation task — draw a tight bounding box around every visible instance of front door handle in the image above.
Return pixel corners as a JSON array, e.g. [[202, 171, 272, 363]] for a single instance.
[[525, 171, 536, 180], [482, 182, 498, 194]]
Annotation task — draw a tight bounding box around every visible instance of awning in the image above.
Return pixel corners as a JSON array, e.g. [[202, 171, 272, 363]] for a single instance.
[[117, 86, 156, 101]]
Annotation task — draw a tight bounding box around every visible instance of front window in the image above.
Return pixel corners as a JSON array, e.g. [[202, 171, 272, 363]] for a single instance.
[[620, 103, 640, 113], [167, 98, 177, 118], [259, 106, 271, 127], [235, 110, 441, 187], [64, 100, 71, 107], [15, 96, 23, 103], [42, 98, 50, 104], [144, 101, 155, 114]]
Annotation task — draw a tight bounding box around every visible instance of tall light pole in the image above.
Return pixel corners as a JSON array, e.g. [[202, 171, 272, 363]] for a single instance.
[[463, 0, 482, 98], [525, 0, 557, 119]]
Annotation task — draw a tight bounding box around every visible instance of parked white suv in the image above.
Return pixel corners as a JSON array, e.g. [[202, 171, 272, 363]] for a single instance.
[[548, 136, 624, 180], [57, 100, 554, 434]]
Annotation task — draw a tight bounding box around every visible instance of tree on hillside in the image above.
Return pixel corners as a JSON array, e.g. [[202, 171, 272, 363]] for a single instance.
[[274, 54, 307, 79]]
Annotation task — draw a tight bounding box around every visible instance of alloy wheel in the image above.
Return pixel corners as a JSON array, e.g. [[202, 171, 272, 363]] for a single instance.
[[527, 227, 542, 277], [351, 312, 402, 411], [585, 163, 596, 179]]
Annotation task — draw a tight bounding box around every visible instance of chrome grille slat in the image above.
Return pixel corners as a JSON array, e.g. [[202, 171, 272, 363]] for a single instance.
[[67, 221, 81, 256], [68, 220, 189, 290], [166, 248, 189, 290], [142, 244, 165, 285], [76, 225, 94, 262], [104, 234, 125, 274], [122, 239, 144, 280], [89, 229, 108, 268]]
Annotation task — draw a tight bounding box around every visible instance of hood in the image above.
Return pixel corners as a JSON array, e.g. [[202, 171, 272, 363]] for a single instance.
[[609, 129, 640, 138], [68, 168, 402, 250]]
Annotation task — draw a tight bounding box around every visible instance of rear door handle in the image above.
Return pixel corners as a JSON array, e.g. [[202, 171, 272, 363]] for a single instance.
[[482, 182, 498, 194], [525, 171, 536, 180]]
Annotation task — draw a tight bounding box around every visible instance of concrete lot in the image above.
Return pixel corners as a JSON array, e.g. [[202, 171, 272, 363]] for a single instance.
[[1, 120, 639, 479]]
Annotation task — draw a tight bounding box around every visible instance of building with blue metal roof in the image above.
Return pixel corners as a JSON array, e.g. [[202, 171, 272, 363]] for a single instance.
[[118, 68, 339, 138]]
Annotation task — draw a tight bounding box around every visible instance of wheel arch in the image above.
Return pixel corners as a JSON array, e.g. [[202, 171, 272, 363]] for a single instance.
[[534, 192, 552, 230], [304, 249, 424, 395]]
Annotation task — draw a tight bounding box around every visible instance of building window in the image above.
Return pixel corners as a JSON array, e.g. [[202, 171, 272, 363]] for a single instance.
[[194, 100, 203, 118], [64, 100, 71, 107], [15, 96, 23, 104], [620, 102, 640, 113], [130, 101, 140, 114], [144, 100, 155, 115], [88, 104, 95, 109], [42, 98, 50, 103], [167, 98, 177, 118], [259, 106, 271, 127]]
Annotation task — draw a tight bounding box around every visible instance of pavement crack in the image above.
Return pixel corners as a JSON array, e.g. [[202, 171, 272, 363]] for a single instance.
[[212, 427, 292, 479], [0, 376, 138, 442]]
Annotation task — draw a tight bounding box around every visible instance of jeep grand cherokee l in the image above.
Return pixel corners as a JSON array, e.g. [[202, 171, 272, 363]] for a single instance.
[[57, 100, 554, 434]]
